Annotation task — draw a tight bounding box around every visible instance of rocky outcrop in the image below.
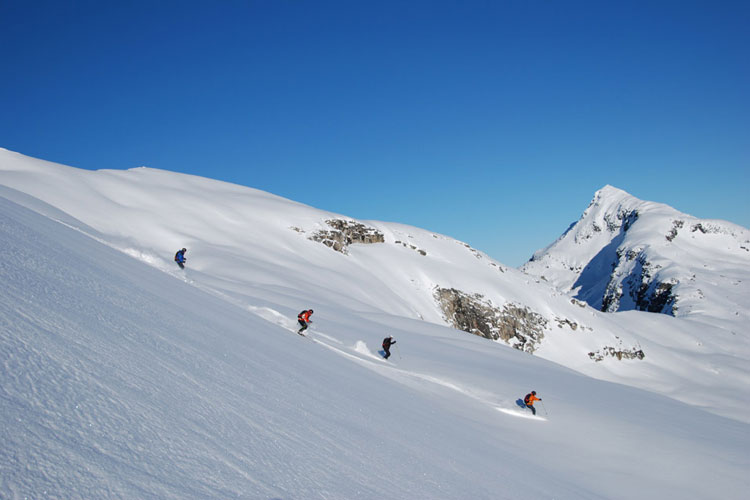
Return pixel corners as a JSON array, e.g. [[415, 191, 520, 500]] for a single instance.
[[555, 317, 579, 330], [570, 298, 588, 308], [435, 288, 547, 353], [666, 220, 684, 242], [394, 240, 427, 256], [600, 249, 678, 315], [308, 219, 385, 254], [605, 209, 639, 233], [588, 344, 645, 362], [666, 219, 734, 241], [573, 207, 639, 244], [637, 281, 677, 313]]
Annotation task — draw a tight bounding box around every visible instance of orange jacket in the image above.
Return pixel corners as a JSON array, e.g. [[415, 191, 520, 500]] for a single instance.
[[525, 393, 540, 406], [298, 310, 313, 322]]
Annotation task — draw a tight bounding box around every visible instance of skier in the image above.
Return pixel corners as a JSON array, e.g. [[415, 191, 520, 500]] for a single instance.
[[174, 248, 187, 269], [297, 309, 313, 335], [524, 391, 542, 415], [382, 335, 396, 360]]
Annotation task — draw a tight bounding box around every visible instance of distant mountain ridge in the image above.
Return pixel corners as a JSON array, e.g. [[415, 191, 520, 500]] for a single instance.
[[522, 185, 750, 325]]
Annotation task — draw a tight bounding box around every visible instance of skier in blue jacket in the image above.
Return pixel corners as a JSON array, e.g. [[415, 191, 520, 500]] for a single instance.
[[174, 248, 187, 269]]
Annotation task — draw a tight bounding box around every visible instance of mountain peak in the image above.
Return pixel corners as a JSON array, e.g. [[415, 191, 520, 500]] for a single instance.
[[524, 185, 750, 322], [594, 184, 631, 198], [588, 185, 642, 213]]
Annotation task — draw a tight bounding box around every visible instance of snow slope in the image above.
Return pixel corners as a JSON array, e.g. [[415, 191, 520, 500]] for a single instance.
[[1, 149, 749, 425], [2, 174, 750, 498]]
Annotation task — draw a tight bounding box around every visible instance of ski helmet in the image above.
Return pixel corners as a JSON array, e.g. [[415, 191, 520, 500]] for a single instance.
[[531, 391, 536, 395]]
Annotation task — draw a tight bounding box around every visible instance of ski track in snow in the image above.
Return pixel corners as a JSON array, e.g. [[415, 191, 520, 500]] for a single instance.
[[210, 298, 541, 419], [496, 408, 547, 421], [247, 305, 293, 330], [353, 340, 387, 362], [309, 330, 343, 344], [306, 333, 524, 416], [225, 298, 513, 413], [179, 285, 516, 416]]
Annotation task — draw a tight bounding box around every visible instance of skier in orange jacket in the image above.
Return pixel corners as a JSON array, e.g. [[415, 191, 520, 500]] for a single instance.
[[297, 309, 313, 335], [524, 391, 542, 415]]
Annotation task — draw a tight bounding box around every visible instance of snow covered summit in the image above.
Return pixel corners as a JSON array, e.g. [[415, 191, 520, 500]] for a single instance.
[[522, 185, 750, 325]]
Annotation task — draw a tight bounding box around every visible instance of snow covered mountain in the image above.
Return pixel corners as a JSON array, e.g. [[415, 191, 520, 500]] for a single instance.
[[2, 148, 749, 416], [1, 149, 750, 498], [522, 185, 750, 328]]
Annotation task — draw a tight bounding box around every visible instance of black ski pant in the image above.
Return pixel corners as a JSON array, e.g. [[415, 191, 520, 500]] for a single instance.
[[298, 319, 308, 332], [526, 404, 536, 415]]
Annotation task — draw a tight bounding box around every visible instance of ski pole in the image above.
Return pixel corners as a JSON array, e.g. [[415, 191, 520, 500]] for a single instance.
[[541, 400, 548, 416], [395, 343, 402, 359]]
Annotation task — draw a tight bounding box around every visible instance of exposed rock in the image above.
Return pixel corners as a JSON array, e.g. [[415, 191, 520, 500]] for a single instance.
[[309, 219, 384, 254], [435, 288, 547, 353], [599, 249, 678, 315], [637, 281, 677, 313], [690, 222, 725, 235], [574, 208, 638, 243], [588, 346, 645, 362], [490, 262, 505, 273], [555, 318, 579, 330], [394, 240, 427, 256], [457, 241, 484, 260], [570, 298, 587, 308], [605, 209, 638, 232], [666, 220, 684, 242], [600, 284, 622, 312]]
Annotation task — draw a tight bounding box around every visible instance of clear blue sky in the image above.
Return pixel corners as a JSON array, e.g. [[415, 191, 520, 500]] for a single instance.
[[1, 0, 748, 266]]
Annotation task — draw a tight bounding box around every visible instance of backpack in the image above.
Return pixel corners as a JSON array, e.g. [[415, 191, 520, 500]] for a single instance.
[[524, 393, 531, 405]]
